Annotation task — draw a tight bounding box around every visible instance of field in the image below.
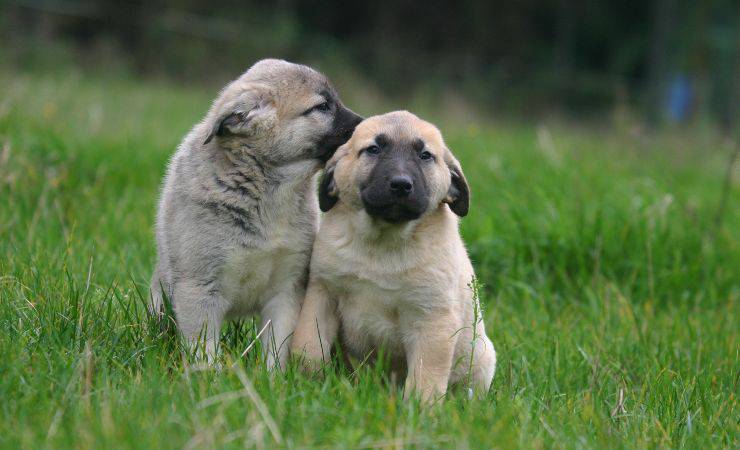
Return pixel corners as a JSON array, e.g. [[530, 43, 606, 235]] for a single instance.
[[0, 71, 737, 449]]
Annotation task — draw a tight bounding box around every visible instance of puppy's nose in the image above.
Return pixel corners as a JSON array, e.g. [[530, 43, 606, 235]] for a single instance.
[[389, 175, 413, 196]]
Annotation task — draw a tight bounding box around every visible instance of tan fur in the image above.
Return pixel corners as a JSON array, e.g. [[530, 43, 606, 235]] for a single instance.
[[292, 111, 495, 401]]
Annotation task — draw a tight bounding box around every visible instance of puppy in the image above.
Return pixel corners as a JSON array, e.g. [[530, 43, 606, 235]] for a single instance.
[[291, 111, 495, 401], [150, 59, 362, 369]]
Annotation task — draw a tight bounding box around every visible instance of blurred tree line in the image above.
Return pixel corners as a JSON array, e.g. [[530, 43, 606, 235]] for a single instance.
[[1, 0, 738, 129]]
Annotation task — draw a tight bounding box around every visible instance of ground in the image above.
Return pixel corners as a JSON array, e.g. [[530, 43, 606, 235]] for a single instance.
[[0, 71, 737, 449]]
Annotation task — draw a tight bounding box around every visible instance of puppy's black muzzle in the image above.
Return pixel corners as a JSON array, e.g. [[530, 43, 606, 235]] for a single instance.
[[360, 148, 430, 223], [316, 105, 363, 162], [362, 198, 426, 223]]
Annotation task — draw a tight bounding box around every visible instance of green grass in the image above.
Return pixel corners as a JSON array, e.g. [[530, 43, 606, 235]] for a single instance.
[[0, 70, 738, 449]]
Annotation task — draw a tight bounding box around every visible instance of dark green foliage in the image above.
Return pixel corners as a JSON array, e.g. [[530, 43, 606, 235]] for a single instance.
[[2, 1, 739, 121]]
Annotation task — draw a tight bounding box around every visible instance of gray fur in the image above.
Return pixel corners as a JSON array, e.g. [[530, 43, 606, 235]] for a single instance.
[[150, 59, 361, 368]]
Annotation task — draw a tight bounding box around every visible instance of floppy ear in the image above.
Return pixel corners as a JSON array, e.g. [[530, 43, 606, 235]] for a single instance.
[[318, 165, 338, 212], [203, 98, 273, 145], [318, 144, 351, 212], [444, 154, 470, 217]]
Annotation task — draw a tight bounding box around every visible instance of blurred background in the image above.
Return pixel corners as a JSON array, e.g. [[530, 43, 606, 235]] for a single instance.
[[2, 0, 739, 131]]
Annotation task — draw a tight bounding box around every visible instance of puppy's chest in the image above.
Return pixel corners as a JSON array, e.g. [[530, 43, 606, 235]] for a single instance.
[[333, 279, 408, 355], [321, 245, 437, 307], [220, 239, 309, 311], [323, 258, 438, 355]]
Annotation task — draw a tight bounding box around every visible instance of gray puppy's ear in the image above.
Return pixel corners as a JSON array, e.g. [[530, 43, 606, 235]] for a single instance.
[[318, 165, 338, 212], [444, 153, 470, 217], [203, 99, 273, 145]]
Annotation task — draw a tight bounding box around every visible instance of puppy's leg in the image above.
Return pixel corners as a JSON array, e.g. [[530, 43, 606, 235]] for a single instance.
[[260, 288, 301, 371], [469, 327, 496, 393], [403, 311, 460, 403], [173, 279, 228, 363], [291, 280, 338, 370], [149, 273, 165, 317], [149, 265, 172, 318]]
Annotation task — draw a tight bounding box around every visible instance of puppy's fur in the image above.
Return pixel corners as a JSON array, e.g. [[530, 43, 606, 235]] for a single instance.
[[292, 111, 495, 400], [151, 59, 361, 368]]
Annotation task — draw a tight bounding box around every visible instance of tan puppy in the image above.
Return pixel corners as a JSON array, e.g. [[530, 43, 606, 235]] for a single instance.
[[292, 111, 495, 401]]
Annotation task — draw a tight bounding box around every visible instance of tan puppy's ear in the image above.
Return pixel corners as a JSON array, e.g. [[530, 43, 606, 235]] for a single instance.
[[319, 145, 350, 212], [318, 165, 338, 212], [444, 152, 470, 217], [203, 86, 275, 145]]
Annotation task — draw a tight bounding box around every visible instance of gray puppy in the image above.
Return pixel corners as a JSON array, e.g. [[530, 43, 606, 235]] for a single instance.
[[150, 59, 362, 368]]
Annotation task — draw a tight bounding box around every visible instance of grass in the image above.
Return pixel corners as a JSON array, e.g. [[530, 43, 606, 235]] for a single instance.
[[0, 70, 738, 449]]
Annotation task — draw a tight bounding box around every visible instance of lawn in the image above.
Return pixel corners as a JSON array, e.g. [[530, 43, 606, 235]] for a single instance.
[[0, 71, 737, 449]]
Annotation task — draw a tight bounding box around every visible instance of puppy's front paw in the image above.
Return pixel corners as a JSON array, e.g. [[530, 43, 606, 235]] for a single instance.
[[291, 351, 326, 375]]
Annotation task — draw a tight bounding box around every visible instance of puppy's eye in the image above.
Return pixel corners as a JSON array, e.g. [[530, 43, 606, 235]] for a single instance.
[[364, 145, 381, 155], [419, 150, 434, 161], [304, 101, 331, 115]]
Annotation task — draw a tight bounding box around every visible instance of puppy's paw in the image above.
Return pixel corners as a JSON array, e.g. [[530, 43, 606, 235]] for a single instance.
[[290, 352, 327, 377]]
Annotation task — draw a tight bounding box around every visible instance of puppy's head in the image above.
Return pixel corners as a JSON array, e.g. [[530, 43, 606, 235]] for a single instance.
[[320, 111, 469, 223], [203, 59, 362, 164]]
